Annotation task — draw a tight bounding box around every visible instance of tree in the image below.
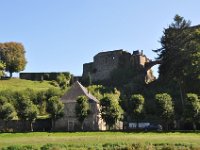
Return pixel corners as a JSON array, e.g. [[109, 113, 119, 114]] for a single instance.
[[128, 94, 145, 129], [0, 103, 16, 129], [0, 42, 27, 77], [0, 61, 6, 79], [27, 103, 38, 131], [56, 73, 71, 89], [0, 96, 8, 105], [155, 93, 174, 130], [154, 15, 200, 95], [75, 96, 90, 130], [15, 94, 38, 131], [45, 88, 62, 100], [46, 96, 64, 130], [184, 93, 200, 130], [100, 94, 123, 129]]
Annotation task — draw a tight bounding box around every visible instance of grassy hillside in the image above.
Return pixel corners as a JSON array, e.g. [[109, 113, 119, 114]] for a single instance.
[[0, 132, 200, 149], [0, 78, 58, 91]]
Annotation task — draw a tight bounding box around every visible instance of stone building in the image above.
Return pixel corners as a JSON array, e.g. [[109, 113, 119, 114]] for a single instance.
[[55, 81, 106, 131], [82, 49, 159, 83]]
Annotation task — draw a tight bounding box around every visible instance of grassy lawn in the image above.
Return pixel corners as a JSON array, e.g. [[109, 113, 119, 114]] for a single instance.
[[0, 132, 200, 149], [0, 78, 57, 91]]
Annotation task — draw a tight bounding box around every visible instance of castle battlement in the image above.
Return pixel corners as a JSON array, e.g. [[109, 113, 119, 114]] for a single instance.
[[82, 49, 152, 82]]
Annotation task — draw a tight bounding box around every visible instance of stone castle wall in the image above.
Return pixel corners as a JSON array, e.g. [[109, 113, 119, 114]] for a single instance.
[[82, 49, 151, 82]]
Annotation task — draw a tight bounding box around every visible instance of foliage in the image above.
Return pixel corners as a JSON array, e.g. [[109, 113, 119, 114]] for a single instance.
[[46, 96, 64, 120], [0, 61, 6, 78], [0, 102, 16, 121], [56, 73, 71, 89], [110, 67, 144, 87], [75, 96, 90, 129], [14, 92, 39, 130], [155, 93, 174, 130], [184, 93, 200, 130], [27, 103, 39, 129], [128, 94, 145, 128], [0, 96, 8, 105], [100, 94, 123, 129], [87, 85, 119, 100], [45, 88, 62, 100], [154, 15, 200, 94], [0, 42, 27, 77]]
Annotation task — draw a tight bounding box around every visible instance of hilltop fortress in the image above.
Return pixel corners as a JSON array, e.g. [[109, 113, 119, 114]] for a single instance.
[[20, 49, 160, 85], [82, 49, 160, 84]]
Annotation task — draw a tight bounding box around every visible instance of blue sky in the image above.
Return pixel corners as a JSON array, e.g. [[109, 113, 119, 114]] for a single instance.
[[1, 1, 199, 77]]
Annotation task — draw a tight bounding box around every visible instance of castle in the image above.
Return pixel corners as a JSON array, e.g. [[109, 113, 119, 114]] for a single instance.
[[20, 49, 160, 84], [82, 49, 159, 84]]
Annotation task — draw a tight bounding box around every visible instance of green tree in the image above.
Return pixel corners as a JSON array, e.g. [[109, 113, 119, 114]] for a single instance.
[[155, 93, 174, 130], [100, 94, 123, 129], [128, 94, 145, 129], [27, 104, 38, 131], [0, 103, 16, 129], [45, 88, 62, 100], [184, 93, 200, 130], [0, 96, 8, 105], [15, 94, 38, 131], [46, 96, 64, 130], [154, 15, 200, 96], [0, 61, 6, 79], [75, 96, 90, 130], [56, 73, 71, 89], [0, 42, 27, 77]]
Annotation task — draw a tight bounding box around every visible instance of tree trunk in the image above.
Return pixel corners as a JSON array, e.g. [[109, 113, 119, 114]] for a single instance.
[[81, 122, 84, 131], [9, 72, 12, 78], [51, 118, 56, 131], [178, 80, 184, 113], [166, 121, 168, 131], [4, 121, 8, 131], [193, 122, 196, 130], [136, 118, 139, 130], [30, 121, 33, 132]]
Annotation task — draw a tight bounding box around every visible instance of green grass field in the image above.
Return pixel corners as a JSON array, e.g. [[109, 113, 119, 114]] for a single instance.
[[0, 132, 200, 149], [0, 78, 57, 91]]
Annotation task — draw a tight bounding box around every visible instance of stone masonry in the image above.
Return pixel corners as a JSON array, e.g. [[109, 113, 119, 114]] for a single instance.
[[82, 49, 158, 83]]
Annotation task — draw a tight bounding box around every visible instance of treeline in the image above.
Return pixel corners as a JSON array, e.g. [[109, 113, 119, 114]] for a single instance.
[[87, 85, 200, 130], [0, 88, 64, 131]]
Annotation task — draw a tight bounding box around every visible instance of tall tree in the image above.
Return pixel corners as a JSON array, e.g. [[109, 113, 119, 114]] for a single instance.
[[100, 94, 123, 129], [184, 93, 200, 130], [27, 103, 38, 131], [128, 94, 145, 129], [46, 96, 64, 130], [155, 93, 174, 130], [75, 96, 90, 130], [0, 42, 27, 77], [15, 94, 38, 131], [154, 15, 200, 95]]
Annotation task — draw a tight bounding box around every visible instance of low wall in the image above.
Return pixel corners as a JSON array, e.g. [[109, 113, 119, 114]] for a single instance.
[[0, 119, 52, 132]]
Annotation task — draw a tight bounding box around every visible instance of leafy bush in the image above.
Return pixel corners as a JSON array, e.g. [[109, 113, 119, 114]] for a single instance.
[[41, 144, 67, 150], [2, 145, 38, 150]]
